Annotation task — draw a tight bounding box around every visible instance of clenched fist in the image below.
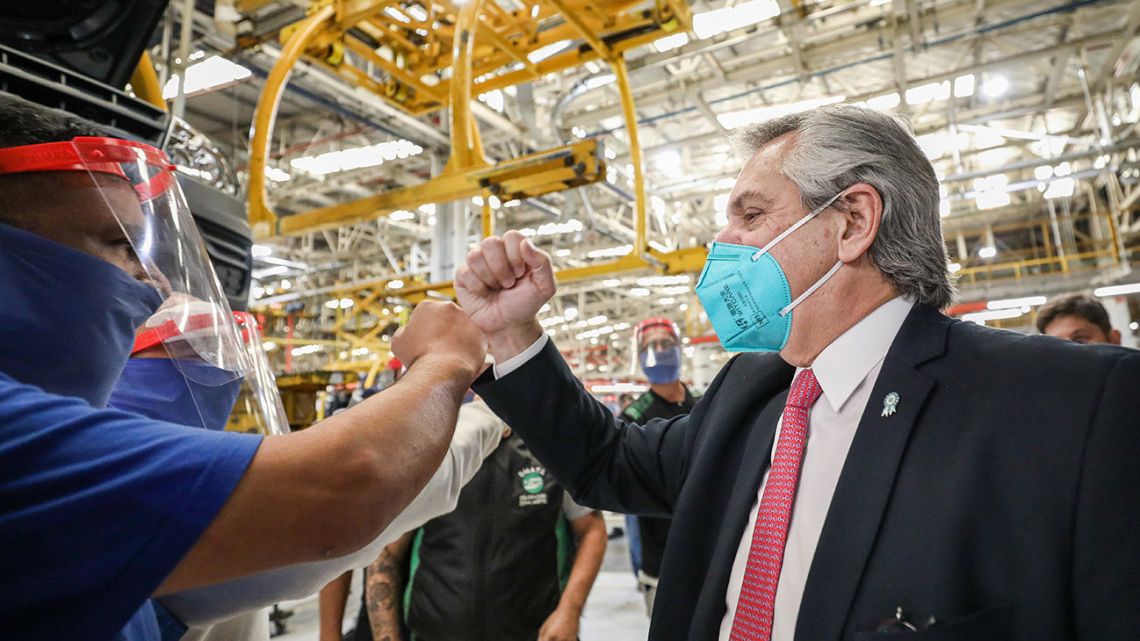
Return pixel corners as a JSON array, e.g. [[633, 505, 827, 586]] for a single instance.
[[391, 301, 487, 379], [454, 231, 556, 361]]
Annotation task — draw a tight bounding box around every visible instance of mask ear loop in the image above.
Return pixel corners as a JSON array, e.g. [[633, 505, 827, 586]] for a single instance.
[[778, 261, 843, 317], [750, 190, 846, 262]]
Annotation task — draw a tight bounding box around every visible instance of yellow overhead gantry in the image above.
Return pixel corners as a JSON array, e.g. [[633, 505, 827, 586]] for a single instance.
[[245, 0, 692, 240]]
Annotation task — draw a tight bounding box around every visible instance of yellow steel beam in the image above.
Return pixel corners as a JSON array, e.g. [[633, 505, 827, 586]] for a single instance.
[[130, 51, 167, 112], [343, 35, 445, 103], [476, 19, 537, 74], [269, 139, 604, 237], [444, 0, 489, 173], [611, 54, 647, 254], [362, 246, 708, 304], [546, 0, 611, 57], [249, 4, 336, 234]]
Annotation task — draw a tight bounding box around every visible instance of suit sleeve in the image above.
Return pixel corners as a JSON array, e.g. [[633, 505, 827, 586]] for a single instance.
[[1072, 351, 1140, 640], [474, 339, 735, 517]]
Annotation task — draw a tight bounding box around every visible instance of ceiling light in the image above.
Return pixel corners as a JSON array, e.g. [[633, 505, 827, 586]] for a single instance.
[[953, 74, 975, 98], [962, 308, 1022, 324], [389, 210, 415, 221], [637, 275, 690, 286], [555, 248, 572, 257], [265, 167, 291, 183], [693, 0, 780, 39], [252, 244, 273, 258], [1034, 166, 1053, 181], [1043, 178, 1075, 200], [629, 288, 651, 297], [587, 245, 633, 259], [978, 246, 998, 259], [939, 200, 951, 217], [717, 95, 845, 130], [290, 139, 423, 176], [987, 296, 1046, 310], [602, 279, 621, 287], [866, 92, 901, 110], [653, 32, 689, 53], [528, 41, 571, 63], [262, 341, 277, 352], [905, 81, 951, 105], [982, 75, 1009, 98], [162, 56, 252, 99], [1093, 282, 1140, 297], [387, 279, 404, 289], [948, 262, 962, 273]]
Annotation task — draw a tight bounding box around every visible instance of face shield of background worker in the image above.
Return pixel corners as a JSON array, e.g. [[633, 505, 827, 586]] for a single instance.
[[454, 105, 1140, 641], [0, 94, 487, 641], [1036, 293, 1123, 345]]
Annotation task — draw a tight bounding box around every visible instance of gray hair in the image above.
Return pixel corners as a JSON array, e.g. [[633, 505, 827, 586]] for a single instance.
[[735, 104, 956, 309]]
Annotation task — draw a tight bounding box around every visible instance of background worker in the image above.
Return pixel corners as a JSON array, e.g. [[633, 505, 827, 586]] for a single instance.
[[1036, 293, 1123, 345], [620, 318, 698, 613], [0, 93, 486, 641], [319, 401, 608, 641]]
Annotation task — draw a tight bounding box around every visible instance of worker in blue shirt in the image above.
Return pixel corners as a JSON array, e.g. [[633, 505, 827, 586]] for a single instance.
[[0, 92, 489, 641]]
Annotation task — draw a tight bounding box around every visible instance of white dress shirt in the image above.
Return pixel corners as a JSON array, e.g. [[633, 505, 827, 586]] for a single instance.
[[161, 400, 506, 639], [717, 297, 913, 641]]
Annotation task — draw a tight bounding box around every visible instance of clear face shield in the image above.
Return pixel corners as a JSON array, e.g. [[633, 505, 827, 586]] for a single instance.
[[631, 318, 683, 384], [0, 136, 282, 432], [231, 312, 291, 435]]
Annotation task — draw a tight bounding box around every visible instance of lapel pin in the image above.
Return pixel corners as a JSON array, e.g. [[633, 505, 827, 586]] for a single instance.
[[881, 392, 900, 417]]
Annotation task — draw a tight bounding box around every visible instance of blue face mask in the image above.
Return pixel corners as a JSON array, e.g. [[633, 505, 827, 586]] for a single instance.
[[0, 222, 163, 406], [695, 191, 845, 352], [639, 347, 682, 384], [108, 358, 242, 431]]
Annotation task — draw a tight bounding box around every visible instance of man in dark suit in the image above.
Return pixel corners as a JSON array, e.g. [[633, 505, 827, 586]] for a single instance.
[[453, 105, 1140, 641]]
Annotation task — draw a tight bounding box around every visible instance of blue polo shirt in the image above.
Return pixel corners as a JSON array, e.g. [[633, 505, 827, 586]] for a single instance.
[[0, 371, 262, 641]]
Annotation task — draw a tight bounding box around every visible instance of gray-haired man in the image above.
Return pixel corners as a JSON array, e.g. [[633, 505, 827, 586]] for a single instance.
[[454, 105, 1140, 641]]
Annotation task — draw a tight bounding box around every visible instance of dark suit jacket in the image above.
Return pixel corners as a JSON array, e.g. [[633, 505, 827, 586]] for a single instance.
[[474, 304, 1140, 641]]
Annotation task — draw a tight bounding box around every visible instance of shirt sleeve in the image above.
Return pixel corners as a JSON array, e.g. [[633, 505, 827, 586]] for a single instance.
[[492, 334, 549, 379], [561, 492, 597, 522], [0, 373, 262, 641], [160, 400, 505, 626]]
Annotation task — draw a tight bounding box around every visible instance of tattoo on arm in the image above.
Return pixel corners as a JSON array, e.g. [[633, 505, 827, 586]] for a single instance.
[[366, 534, 413, 641]]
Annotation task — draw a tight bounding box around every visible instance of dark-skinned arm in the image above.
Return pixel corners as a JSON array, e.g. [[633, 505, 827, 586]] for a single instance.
[[318, 571, 352, 641], [366, 532, 415, 641], [156, 301, 486, 594], [538, 510, 607, 641]]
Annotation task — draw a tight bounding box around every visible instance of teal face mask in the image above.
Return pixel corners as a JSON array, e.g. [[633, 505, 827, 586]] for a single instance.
[[694, 191, 845, 352]]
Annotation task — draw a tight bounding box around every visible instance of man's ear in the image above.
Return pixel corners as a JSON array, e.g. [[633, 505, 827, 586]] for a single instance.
[[835, 182, 883, 264], [1108, 329, 1122, 346]]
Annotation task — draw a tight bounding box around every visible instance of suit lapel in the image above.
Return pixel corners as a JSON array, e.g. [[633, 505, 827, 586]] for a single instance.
[[690, 388, 788, 637], [793, 305, 950, 641]]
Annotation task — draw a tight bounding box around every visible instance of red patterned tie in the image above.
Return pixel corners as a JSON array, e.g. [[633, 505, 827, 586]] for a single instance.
[[729, 368, 824, 641]]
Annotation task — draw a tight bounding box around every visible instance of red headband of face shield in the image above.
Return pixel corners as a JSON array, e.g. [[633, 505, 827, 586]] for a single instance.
[[0, 136, 176, 200], [634, 317, 681, 344]]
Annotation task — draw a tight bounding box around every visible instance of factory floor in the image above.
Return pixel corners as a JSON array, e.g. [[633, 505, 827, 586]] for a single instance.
[[274, 530, 651, 641]]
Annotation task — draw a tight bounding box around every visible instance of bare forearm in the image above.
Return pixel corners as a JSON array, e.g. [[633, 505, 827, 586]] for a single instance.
[[558, 515, 607, 614], [159, 355, 475, 594], [366, 548, 407, 641], [318, 571, 352, 641]]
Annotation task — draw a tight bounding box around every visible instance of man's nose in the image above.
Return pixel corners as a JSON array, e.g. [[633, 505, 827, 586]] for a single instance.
[[713, 225, 738, 245]]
